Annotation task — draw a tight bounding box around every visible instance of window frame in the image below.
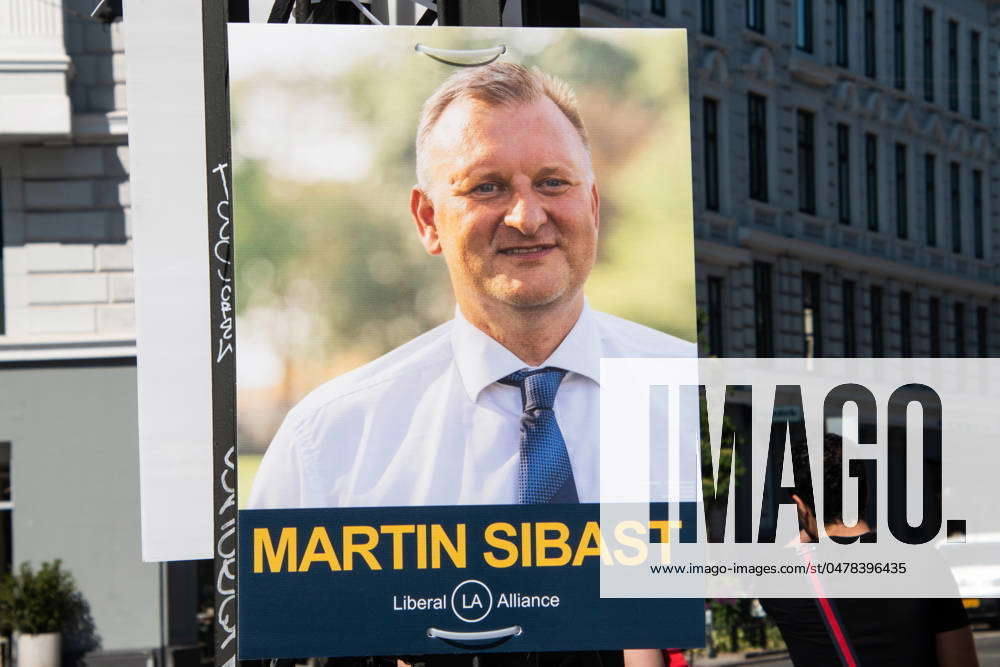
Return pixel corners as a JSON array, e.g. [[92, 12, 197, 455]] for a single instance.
[[950, 161, 962, 254], [747, 0, 765, 33], [865, 133, 879, 231], [754, 261, 774, 357], [796, 0, 813, 53], [973, 169, 983, 260], [707, 275, 724, 357], [748, 93, 769, 203], [900, 291, 913, 357], [704, 97, 720, 212], [923, 8, 934, 102], [835, 0, 849, 67], [802, 271, 823, 358], [797, 109, 817, 215], [895, 143, 908, 239], [948, 20, 959, 112], [837, 123, 851, 224], [842, 280, 857, 357], [925, 153, 937, 247], [893, 0, 905, 90], [971, 30, 981, 120], [702, 0, 715, 36], [864, 0, 877, 78], [870, 285, 884, 357]]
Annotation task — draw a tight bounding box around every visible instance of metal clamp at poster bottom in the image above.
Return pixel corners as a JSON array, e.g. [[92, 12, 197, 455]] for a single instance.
[[427, 626, 524, 643]]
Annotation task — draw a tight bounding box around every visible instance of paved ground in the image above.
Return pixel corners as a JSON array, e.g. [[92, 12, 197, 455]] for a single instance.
[[686, 628, 1000, 666]]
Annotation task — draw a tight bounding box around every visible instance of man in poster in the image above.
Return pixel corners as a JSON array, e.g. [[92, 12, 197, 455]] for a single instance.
[[249, 62, 693, 512]]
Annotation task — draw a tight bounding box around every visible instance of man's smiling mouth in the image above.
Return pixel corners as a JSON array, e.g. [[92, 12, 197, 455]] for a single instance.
[[499, 244, 555, 256]]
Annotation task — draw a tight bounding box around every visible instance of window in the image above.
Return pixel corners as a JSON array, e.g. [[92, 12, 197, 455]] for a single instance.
[[954, 302, 966, 357], [925, 154, 937, 247], [923, 8, 934, 102], [708, 276, 724, 357], [754, 261, 774, 356], [930, 296, 941, 357], [950, 161, 961, 254], [865, 133, 878, 231], [748, 93, 768, 202], [702, 0, 715, 35], [748, 0, 764, 32], [977, 306, 989, 357], [704, 98, 720, 212], [895, 143, 908, 239], [893, 0, 905, 89], [971, 31, 981, 120], [973, 169, 983, 260], [797, 110, 816, 215], [842, 280, 857, 357], [948, 20, 959, 112], [864, 0, 877, 78], [870, 286, 884, 357], [835, 0, 848, 67], [837, 124, 851, 224], [802, 272, 823, 357], [900, 291, 913, 357], [796, 0, 813, 52]]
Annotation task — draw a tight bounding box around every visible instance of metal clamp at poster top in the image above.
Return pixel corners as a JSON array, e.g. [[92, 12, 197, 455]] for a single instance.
[[415, 43, 507, 67], [427, 625, 523, 642]]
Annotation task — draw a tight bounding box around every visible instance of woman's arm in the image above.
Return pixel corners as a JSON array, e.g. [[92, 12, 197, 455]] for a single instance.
[[623, 649, 667, 667]]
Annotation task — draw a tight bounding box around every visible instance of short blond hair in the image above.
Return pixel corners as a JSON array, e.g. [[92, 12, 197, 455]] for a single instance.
[[415, 62, 590, 189]]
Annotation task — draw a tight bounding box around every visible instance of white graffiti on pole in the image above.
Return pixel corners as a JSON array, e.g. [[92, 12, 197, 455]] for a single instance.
[[217, 445, 237, 651], [212, 162, 234, 363]]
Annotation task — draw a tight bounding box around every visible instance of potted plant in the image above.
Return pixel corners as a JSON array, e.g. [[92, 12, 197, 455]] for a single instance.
[[0, 560, 81, 667]]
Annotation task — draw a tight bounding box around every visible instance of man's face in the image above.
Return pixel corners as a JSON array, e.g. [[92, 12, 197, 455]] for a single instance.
[[411, 96, 599, 312]]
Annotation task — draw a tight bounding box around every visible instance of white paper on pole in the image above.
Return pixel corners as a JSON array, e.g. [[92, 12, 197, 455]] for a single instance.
[[125, 0, 214, 562]]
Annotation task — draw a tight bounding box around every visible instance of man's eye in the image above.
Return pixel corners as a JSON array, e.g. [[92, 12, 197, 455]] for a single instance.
[[540, 178, 568, 189], [472, 183, 500, 194]]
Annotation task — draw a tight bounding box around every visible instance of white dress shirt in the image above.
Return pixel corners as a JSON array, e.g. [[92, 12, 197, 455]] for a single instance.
[[248, 301, 695, 509]]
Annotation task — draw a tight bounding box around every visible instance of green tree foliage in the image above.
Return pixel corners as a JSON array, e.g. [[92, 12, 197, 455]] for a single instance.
[[0, 560, 82, 634], [709, 599, 785, 653]]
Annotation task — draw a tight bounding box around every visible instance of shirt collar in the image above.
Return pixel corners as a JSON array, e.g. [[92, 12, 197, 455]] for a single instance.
[[451, 299, 603, 402]]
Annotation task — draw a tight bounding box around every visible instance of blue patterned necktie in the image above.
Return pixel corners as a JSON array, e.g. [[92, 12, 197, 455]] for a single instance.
[[500, 367, 579, 504]]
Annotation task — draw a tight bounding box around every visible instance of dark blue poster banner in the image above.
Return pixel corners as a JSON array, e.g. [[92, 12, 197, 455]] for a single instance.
[[239, 505, 703, 658]]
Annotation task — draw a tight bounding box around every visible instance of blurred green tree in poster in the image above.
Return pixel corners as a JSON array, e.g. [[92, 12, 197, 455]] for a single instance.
[[231, 28, 695, 448]]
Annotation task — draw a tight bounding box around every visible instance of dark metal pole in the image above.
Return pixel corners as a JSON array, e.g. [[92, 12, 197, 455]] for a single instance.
[[202, 2, 239, 667], [437, 0, 502, 26], [521, 0, 580, 27]]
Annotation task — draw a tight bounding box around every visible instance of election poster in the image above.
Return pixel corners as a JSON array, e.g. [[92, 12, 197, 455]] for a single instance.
[[228, 24, 702, 658]]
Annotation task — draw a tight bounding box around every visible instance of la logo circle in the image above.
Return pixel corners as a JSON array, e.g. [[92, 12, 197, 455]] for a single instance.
[[450, 579, 493, 623]]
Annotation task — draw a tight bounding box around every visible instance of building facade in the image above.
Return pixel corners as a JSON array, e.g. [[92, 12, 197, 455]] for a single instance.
[[582, 0, 998, 359], [1, 1, 199, 664]]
